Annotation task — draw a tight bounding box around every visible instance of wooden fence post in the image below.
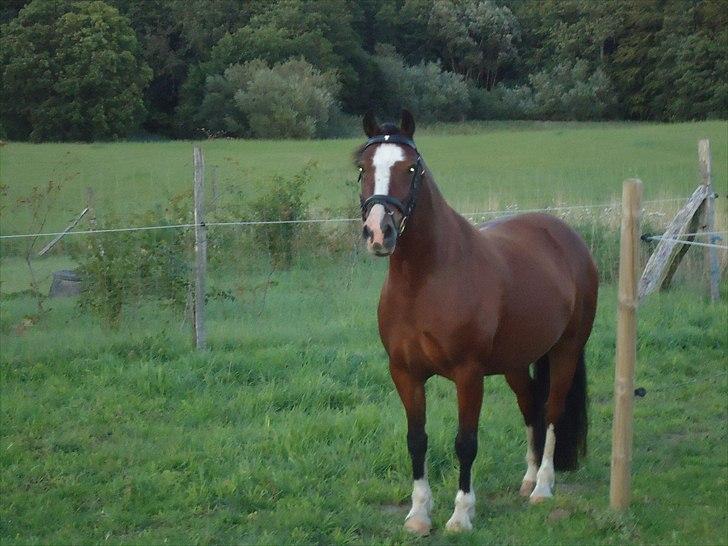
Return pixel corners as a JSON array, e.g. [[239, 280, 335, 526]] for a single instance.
[[193, 147, 207, 350], [610, 178, 643, 510], [698, 139, 720, 303]]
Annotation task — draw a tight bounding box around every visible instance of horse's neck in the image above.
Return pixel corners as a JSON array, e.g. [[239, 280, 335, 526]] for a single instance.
[[389, 175, 467, 278]]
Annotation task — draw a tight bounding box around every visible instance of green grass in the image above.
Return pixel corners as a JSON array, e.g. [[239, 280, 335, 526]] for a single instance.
[[1, 251, 726, 545], [1, 121, 726, 235], [1, 122, 727, 544]]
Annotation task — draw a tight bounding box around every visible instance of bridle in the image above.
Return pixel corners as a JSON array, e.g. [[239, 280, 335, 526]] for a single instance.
[[358, 133, 425, 236]]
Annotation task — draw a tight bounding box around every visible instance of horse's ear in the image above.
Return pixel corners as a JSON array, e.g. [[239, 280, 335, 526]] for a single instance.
[[401, 109, 415, 138], [363, 110, 379, 137]]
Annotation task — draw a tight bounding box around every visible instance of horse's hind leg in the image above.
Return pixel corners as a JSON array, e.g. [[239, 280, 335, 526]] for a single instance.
[[446, 366, 483, 532], [505, 369, 540, 497], [530, 343, 586, 503], [390, 365, 432, 536]]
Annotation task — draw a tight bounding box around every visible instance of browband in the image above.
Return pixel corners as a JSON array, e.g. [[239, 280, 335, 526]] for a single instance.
[[363, 133, 418, 151]]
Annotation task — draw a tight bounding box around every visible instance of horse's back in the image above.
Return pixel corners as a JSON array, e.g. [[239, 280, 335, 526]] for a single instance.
[[478, 213, 597, 286]]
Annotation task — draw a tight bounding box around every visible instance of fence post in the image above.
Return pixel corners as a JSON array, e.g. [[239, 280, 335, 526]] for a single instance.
[[610, 178, 643, 510], [193, 147, 207, 350], [698, 139, 720, 303]]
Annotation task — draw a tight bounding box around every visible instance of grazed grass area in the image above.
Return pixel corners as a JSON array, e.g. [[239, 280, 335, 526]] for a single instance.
[[1, 121, 726, 235], [1, 251, 726, 545]]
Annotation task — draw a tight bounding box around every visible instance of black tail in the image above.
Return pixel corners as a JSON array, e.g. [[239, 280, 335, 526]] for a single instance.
[[532, 351, 588, 471]]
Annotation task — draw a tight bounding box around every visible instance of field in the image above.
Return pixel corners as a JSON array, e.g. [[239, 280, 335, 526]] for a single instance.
[[1, 120, 726, 234], [1, 122, 727, 545]]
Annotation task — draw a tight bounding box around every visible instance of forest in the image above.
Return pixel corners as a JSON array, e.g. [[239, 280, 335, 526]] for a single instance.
[[1, 0, 726, 141]]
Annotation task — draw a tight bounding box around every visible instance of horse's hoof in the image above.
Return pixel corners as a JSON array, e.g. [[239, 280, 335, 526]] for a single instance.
[[404, 515, 431, 536], [445, 515, 473, 532], [529, 483, 553, 504], [519, 480, 536, 497]]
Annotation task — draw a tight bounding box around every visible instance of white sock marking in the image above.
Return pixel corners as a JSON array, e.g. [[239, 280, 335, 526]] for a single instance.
[[406, 478, 433, 522], [446, 489, 475, 531], [531, 423, 555, 499]]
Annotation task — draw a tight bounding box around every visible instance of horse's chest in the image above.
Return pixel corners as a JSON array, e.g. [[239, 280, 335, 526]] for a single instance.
[[379, 295, 482, 375]]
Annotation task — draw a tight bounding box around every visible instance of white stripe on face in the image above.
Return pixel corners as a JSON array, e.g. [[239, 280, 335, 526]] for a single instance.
[[372, 144, 405, 195]]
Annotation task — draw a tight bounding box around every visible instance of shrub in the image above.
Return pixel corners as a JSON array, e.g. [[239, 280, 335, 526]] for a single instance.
[[468, 85, 532, 120], [247, 162, 316, 268], [373, 49, 471, 122], [522, 60, 617, 120], [196, 58, 340, 139], [76, 197, 191, 327]]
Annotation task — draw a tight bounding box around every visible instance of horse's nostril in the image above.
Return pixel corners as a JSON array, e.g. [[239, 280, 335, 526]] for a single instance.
[[362, 225, 373, 241]]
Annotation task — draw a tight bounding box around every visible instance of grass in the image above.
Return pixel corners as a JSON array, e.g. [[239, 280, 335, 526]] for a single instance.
[[1, 252, 726, 545], [1, 121, 726, 235], [1, 122, 727, 544]]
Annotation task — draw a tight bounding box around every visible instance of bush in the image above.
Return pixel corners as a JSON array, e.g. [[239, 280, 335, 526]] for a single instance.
[[372, 48, 471, 122], [0, 0, 151, 141], [468, 85, 531, 120], [248, 162, 316, 268], [520, 60, 617, 120], [76, 197, 191, 327], [196, 58, 340, 139]]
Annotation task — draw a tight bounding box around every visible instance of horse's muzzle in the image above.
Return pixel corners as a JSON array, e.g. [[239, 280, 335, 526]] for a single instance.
[[363, 204, 397, 256]]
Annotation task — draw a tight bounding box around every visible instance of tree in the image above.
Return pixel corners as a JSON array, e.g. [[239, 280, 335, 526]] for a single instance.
[[0, 0, 151, 141], [373, 47, 471, 121], [429, 0, 520, 89], [196, 58, 340, 139], [108, 0, 260, 136], [177, 0, 371, 134]]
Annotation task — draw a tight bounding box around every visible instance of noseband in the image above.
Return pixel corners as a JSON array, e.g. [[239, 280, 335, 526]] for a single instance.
[[359, 134, 425, 235]]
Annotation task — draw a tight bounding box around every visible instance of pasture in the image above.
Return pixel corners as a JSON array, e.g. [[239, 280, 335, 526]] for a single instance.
[[1, 121, 727, 545], [1, 120, 727, 235]]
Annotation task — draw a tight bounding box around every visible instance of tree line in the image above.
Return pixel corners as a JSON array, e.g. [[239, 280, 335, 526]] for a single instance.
[[1, 0, 725, 141]]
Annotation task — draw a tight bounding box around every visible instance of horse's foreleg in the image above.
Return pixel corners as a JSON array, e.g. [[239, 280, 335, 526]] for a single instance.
[[505, 370, 539, 497], [446, 368, 483, 532], [390, 365, 431, 536]]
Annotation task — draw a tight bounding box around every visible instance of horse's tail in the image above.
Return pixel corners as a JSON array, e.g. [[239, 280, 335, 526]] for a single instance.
[[533, 350, 588, 471]]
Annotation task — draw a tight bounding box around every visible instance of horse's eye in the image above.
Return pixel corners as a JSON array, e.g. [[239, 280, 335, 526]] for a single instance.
[[358, 166, 364, 173], [409, 166, 416, 173]]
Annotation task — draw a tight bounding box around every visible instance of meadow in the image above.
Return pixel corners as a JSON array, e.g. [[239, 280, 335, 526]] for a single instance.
[[1, 121, 727, 545], [1, 120, 726, 235]]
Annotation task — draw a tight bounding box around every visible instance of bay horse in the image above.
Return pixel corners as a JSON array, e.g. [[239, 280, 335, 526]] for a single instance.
[[356, 111, 598, 534]]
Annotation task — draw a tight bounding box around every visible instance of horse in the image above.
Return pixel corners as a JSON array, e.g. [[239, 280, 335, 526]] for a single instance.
[[355, 110, 598, 534]]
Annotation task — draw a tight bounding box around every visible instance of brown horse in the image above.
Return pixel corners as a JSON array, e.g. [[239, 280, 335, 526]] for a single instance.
[[356, 111, 598, 534]]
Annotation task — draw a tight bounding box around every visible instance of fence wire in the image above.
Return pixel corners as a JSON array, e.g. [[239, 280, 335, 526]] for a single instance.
[[0, 197, 694, 241]]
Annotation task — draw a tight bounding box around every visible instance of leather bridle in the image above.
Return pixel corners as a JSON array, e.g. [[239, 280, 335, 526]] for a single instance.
[[358, 133, 425, 236]]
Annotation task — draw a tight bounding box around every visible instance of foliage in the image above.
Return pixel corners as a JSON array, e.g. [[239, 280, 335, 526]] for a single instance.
[[429, 0, 520, 89], [521, 60, 617, 120], [105, 0, 257, 136], [76, 198, 191, 327], [373, 48, 471, 122], [248, 162, 316, 268], [2, 0, 726, 140], [0, 0, 152, 141], [177, 0, 367, 135], [197, 59, 340, 139]]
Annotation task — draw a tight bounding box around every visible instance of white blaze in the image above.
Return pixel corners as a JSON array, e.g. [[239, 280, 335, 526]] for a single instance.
[[372, 144, 405, 195]]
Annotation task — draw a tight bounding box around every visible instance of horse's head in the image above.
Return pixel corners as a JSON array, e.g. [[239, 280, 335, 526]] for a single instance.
[[356, 109, 424, 257]]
